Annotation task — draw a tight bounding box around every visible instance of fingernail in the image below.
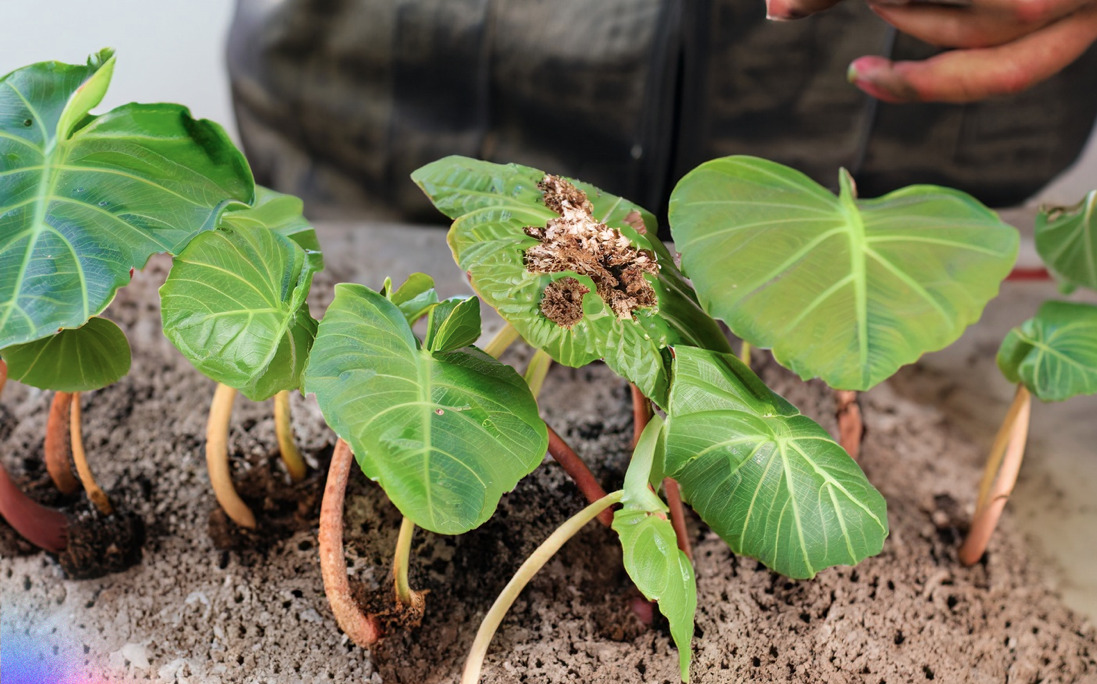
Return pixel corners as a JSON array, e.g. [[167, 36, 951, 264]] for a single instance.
[[847, 57, 905, 103], [765, 0, 806, 20]]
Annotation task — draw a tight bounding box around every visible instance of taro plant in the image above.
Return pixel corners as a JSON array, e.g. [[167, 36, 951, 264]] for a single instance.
[[0, 49, 253, 564], [292, 157, 894, 680], [668, 156, 1020, 459], [159, 187, 324, 529], [303, 276, 548, 642], [960, 191, 1097, 564]]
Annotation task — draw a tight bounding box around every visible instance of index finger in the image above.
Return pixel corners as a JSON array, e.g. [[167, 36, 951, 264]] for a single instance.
[[766, 0, 846, 20]]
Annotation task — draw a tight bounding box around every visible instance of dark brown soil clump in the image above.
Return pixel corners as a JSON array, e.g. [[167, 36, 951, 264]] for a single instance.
[[539, 277, 590, 328], [208, 443, 332, 552], [525, 175, 658, 322], [58, 500, 144, 580]]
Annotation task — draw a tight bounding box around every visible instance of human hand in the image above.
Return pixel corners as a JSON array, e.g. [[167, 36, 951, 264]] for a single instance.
[[765, 0, 1097, 102]]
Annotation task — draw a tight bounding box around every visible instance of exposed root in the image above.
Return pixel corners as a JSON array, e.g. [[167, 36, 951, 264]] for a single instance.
[[45, 392, 80, 494], [0, 460, 68, 553], [206, 384, 256, 529], [70, 393, 113, 516], [960, 385, 1032, 566], [319, 439, 383, 647], [274, 391, 307, 483], [524, 175, 658, 326]]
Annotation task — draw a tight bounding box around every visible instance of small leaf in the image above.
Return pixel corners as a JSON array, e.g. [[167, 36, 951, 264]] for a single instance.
[[1035, 191, 1097, 293], [160, 222, 318, 401], [387, 273, 440, 326], [220, 186, 323, 269], [669, 156, 1018, 390], [666, 347, 888, 579], [413, 156, 730, 407], [614, 414, 696, 681], [1, 316, 130, 392], [0, 50, 254, 348], [304, 284, 548, 535], [425, 296, 481, 353], [997, 300, 1097, 402]]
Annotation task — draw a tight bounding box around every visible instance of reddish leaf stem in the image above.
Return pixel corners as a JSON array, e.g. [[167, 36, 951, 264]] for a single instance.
[[835, 389, 864, 461], [546, 425, 613, 526], [45, 392, 80, 494], [663, 477, 693, 561], [318, 439, 382, 647], [629, 384, 652, 449], [0, 459, 68, 553]]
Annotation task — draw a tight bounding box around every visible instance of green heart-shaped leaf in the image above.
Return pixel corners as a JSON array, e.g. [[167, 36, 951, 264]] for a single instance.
[[221, 186, 323, 269], [997, 300, 1097, 402], [1035, 191, 1097, 293], [613, 415, 696, 681], [0, 49, 254, 348], [669, 156, 1018, 390], [412, 156, 731, 406], [666, 347, 888, 579], [425, 296, 481, 353], [385, 273, 440, 326], [304, 283, 548, 535], [160, 220, 319, 401], [1, 316, 130, 392]]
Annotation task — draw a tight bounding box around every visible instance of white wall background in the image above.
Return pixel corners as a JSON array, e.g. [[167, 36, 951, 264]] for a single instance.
[[1, 0, 1094, 206], [0, 0, 238, 141]]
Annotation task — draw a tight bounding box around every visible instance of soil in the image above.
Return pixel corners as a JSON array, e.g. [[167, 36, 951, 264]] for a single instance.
[[2, 227, 1096, 683]]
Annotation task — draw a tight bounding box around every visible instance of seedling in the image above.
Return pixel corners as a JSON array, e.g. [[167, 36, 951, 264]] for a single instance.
[[160, 188, 324, 529], [0, 49, 252, 563], [668, 156, 1019, 458], [960, 191, 1097, 564]]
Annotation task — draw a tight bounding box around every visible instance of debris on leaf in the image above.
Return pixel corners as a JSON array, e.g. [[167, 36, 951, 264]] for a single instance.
[[540, 277, 590, 328], [524, 175, 658, 323]]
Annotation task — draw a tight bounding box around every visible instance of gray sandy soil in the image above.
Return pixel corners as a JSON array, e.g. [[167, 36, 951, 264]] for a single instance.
[[1, 225, 1095, 683]]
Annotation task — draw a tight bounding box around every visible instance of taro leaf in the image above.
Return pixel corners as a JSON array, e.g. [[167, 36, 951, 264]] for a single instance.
[[304, 283, 548, 535], [615, 416, 696, 682], [220, 186, 323, 270], [665, 346, 888, 579], [425, 296, 481, 353], [412, 156, 731, 407], [160, 222, 319, 401], [1035, 191, 1097, 293], [997, 300, 1097, 402], [385, 273, 440, 326], [669, 156, 1018, 391], [1, 316, 130, 392], [0, 49, 254, 349]]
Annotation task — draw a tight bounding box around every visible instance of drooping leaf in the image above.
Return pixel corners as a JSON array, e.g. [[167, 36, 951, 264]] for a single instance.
[[0, 49, 254, 348], [425, 296, 481, 353], [160, 222, 319, 401], [1035, 191, 1097, 293], [997, 300, 1097, 402], [220, 186, 323, 269], [665, 346, 888, 579], [614, 415, 696, 682], [386, 273, 440, 326], [412, 156, 731, 407], [304, 283, 548, 535], [669, 156, 1018, 391], [1, 316, 130, 392]]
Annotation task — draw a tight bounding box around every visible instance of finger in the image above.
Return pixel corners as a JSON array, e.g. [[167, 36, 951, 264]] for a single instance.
[[869, 0, 1094, 47], [847, 4, 1097, 102], [766, 0, 846, 20], [874, 0, 1089, 23]]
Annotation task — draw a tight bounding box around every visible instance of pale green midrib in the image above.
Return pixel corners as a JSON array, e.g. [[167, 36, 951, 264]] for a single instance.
[[841, 198, 869, 385], [416, 349, 437, 529], [0, 131, 76, 336], [1084, 193, 1096, 286]]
